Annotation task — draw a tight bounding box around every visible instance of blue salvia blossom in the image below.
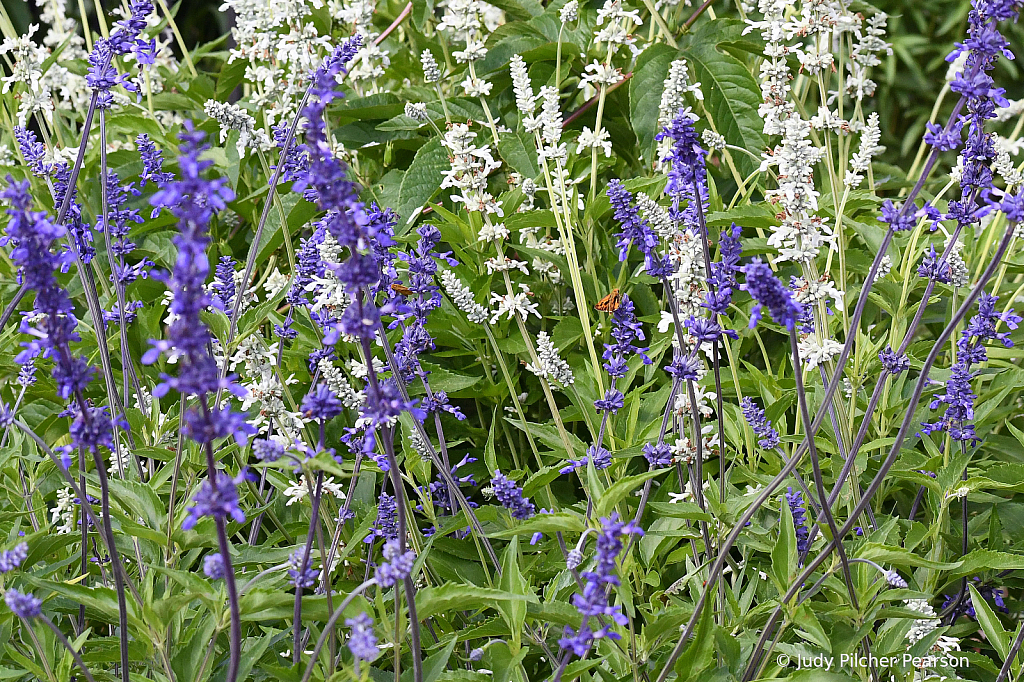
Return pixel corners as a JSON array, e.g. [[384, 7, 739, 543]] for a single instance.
[[740, 259, 803, 330], [559, 514, 642, 658], [374, 538, 415, 587], [287, 549, 318, 588], [917, 0, 1019, 281], [921, 292, 1021, 443], [943, 578, 1008, 618], [642, 442, 672, 468], [392, 223, 458, 382], [785, 487, 810, 555], [0, 543, 28, 573], [15, 126, 95, 265], [491, 471, 536, 520], [602, 295, 650, 379], [657, 107, 709, 231], [365, 492, 398, 544], [86, 0, 154, 108], [302, 384, 343, 422], [182, 470, 247, 530], [704, 224, 743, 315], [879, 346, 910, 374], [4, 589, 42, 619], [211, 256, 237, 311], [203, 553, 226, 580], [607, 181, 670, 278], [741, 398, 780, 450], [1, 178, 113, 452], [142, 123, 252, 445], [346, 613, 380, 662], [15, 127, 48, 175], [101, 170, 151, 324], [137, 134, 173, 188]]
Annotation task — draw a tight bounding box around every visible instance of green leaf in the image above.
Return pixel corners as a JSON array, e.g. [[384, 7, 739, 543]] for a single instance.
[[415, 585, 531, 620], [497, 131, 540, 179], [857, 543, 961, 570], [498, 536, 532, 649], [681, 43, 765, 176], [403, 637, 458, 682], [489, 511, 585, 538], [395, 137, 448, 231], [595, 469, 662, 519], [969, 583, 1009, 661]]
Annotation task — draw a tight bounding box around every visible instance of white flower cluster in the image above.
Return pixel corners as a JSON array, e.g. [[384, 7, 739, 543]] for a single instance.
[[490, 284, 541, 324], [204, 100, 272, 158], [526, 331, 574, 385], [658, 59, 703, 129], [220, 0, 332, 125], [519, 225, 565, 284], [846, 113, 884, 189], [437, 0, 503, 97], [441, 124, 504, 218], [233, 336, 306, 440], [318, 358, 366, 409], [440, 270, 491, 324]]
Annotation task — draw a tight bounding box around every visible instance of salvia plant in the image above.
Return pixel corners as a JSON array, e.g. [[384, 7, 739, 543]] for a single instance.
[[2, 0, 1024, 680]]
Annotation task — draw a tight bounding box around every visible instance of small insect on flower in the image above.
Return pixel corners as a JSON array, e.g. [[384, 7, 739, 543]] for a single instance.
[[391, 282, 413, 296], [594, 288, 622, 312]]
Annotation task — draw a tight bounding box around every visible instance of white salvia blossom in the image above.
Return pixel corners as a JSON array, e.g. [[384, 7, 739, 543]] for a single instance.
[[490, 284, 541, 323], [346, 358, 387, 381], [577, 127, 612, 157], [510, 55, 536, 116], [534, 86, 567, 162], [797, 337, 843, 369], [526, 331, 574, 385], [421, 50, 442, 82], [405, 102, 429, 121], [263, 269, 290, 297], [441, 123, 504, 216], [701, 129, 726, 151], [485, 256, 530, 275], [846, 113, 885, 188], [875, 255, 893, 281], [637, 193, 675, 240], [674, 385, 716, 419], [284, 475, 347, 506], [763, 117, 832, 263], [519, 226, 565, 284], [0, 145, 14, 166], [204, 100, 272, 157], [478, 222, 510, 242], [847, 13, 890, 101], [461, 75, 493, 97], [792, 275, 845, 312], [350, 43, 391, 85], [107, 446, 137, 478], [580, 60, 621, 89], [318, 359, 365, 409], [51, 486, 76, 535], [559, 0, 578, 22], [993, 147, 1024, 187], [440, 270, 490, 324], [810, 105, 846, 133], [995, 98, 1024, 123], [945, 238, 969, 288]]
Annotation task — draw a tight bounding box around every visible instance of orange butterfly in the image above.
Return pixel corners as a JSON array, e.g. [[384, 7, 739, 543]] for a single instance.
[[594, 288, 622, 313], [391, 282, 413, 295]]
